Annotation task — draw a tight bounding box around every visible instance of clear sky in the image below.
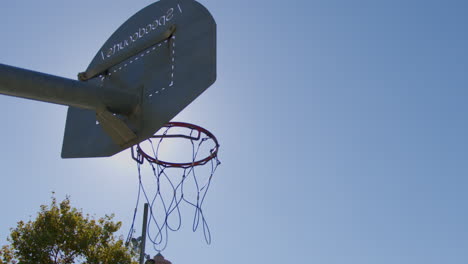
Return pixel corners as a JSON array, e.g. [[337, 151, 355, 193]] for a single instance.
[[1, 0, 468, 263]]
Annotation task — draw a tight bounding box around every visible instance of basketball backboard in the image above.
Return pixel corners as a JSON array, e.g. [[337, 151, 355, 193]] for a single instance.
[[61, 0, 217, 157], [0, 0, 216, 158]]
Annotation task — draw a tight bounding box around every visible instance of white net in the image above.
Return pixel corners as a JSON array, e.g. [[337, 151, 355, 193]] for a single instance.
[[127, 122, 220, 252]]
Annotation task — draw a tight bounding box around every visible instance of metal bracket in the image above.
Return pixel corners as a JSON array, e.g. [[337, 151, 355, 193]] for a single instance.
[[96, 109, 137, 147], [78, 25, 177, 81]]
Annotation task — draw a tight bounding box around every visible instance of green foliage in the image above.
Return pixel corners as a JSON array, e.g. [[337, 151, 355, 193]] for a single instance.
[[0, 245, 15, 264], [0, 196, 138, 264]]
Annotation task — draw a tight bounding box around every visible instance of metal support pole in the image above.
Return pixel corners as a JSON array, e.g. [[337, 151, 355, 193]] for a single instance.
[[0, 63, 138, 114], [140, 203, 149, 264]]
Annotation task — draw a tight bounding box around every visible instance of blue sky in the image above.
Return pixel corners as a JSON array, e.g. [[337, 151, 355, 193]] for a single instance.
[[1, 0, 468, 263]]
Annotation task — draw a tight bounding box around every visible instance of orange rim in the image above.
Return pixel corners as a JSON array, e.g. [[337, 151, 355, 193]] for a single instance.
[[135, 122, 219, 168]]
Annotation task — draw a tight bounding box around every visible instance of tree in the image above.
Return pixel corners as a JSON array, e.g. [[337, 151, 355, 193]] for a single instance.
[[0, 196, 138, 264]]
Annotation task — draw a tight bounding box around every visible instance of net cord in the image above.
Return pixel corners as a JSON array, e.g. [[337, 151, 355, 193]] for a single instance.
[[126, 125, 220, 252]]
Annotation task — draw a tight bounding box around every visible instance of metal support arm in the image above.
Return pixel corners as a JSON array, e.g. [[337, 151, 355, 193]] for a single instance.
[[0, 63, 138, 115]]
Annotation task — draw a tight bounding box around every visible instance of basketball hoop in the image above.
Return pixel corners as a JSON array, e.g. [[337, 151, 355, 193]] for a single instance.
[[128, 122, 221, 252], [132, 122, 219, 168]]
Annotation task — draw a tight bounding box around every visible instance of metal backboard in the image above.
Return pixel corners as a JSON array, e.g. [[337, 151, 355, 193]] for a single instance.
[[61, 0, 216, 158]]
